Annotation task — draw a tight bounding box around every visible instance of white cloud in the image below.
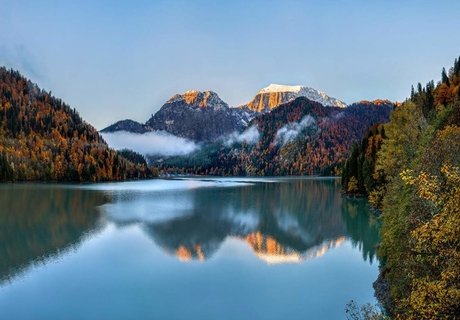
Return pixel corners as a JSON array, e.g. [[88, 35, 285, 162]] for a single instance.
[[274, 115, 316, 146], [101, 131, 198, 157], [225, 125, 260, 146], [333, 111, 345, 120]]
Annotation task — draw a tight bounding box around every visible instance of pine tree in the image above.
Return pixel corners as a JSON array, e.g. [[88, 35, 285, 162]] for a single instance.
[[442, 67, 450, 86]]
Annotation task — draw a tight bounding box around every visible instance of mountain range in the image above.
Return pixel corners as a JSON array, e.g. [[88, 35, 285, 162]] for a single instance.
[[100, 83, 393, 176], [100, 84, 348, 143], [159, 98, 393, 176]]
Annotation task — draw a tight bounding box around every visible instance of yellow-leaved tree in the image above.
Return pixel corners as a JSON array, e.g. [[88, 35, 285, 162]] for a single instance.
[[394, 125, 460, 319]]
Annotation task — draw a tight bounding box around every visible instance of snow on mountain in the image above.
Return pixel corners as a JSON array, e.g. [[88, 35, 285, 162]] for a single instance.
[[258, 84, 347, 109], [259, 84, 305, 94], [101, 84, 348, 143]]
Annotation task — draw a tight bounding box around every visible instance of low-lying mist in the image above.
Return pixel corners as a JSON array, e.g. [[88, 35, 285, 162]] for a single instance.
[[101, 131, 199, 157], [225, 125, 260, 146], [274, 115, 316, 146]]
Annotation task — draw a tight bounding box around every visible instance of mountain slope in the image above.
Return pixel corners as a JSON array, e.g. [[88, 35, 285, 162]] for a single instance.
[[145, 90, 256, 142], [239, 84, 347, 113], [158, 97, 393, 176], [0, 67, 156, 181]]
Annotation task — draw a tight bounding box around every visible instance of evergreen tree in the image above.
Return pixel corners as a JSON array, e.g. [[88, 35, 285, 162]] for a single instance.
[[442, 67, 450, 86]]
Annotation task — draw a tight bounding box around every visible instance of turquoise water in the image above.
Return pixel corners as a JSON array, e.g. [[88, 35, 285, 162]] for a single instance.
[[0, 177, 380, 319]]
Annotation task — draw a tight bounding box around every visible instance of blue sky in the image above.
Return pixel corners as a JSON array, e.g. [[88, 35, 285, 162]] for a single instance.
[[1, 0, 460, 130]]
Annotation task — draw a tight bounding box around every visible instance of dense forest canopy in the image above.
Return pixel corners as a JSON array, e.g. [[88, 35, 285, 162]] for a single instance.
[[342, 56, 460, 319], [0, 67, 157, 182]]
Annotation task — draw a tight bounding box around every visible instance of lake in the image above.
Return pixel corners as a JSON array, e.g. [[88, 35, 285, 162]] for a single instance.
[[0, 177, 380, 319]]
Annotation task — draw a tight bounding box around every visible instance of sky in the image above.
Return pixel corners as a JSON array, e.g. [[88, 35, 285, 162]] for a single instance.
[[1, 0, 460, 130]]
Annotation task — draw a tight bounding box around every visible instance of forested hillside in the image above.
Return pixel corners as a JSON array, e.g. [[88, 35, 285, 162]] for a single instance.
[[158, 98, 392, 176], [342, 56, 460, 318], [0, 68, 157, 182]]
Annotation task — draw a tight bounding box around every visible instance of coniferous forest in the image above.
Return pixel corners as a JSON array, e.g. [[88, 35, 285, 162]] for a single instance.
[[342, 56, 460, 318], [0, 67, 157, 182]]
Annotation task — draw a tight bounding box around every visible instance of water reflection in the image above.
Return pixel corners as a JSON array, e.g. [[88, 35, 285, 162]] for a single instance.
[[103, 178, 380, 264], [0, 184, 110, 283], [341, 197, 381, 264], [0, 178, 381, 285], [245, 232, 346, 264]]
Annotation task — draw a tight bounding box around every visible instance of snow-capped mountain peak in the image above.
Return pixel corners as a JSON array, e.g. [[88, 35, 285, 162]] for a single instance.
[[240, 83, 347, 112], [258, 84, 347, 108], [166, 90, 227, 108], [259, 84, 305, 94]]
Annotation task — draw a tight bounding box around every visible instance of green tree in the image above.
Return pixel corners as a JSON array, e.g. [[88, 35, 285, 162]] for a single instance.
[[441, 67, 450, 87], [375, 101, 427, 180]]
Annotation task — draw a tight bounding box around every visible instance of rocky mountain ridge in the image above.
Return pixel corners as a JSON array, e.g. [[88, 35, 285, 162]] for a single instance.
[[144, 90, 256, 142], [238, 84, 347, 112], [101, 84, 350, 143]]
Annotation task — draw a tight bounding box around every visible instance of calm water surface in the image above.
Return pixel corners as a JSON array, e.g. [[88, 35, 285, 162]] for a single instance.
[[0, 177, 380, 319]]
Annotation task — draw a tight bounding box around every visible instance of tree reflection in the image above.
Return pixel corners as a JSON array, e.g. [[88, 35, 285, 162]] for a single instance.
[[0, 184, 109, 283], [341, 196, 381, 264]]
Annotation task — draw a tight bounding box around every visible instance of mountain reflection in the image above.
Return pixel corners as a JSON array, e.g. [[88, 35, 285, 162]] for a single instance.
[[0, 178, 381, 285], [106, 178, 380, 264], [245, 232, 346, 264], [0, 184, 109, 283]]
